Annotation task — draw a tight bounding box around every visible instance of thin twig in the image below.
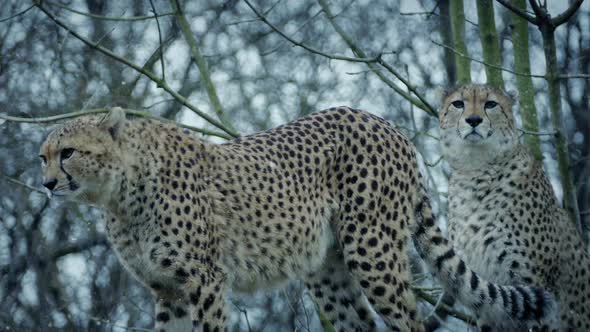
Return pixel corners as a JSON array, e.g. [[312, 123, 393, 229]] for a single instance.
[[558, 73, 590, 79], [34, 3, 238, 138], [0, 4, 35, 23], [87, 316, 153, 332], [316, 0, 438, 117], [0, 174, 45, 194], [169, 0, 236, 132], [243, 0, 379, 63], [400, 9, 479, 27], [281, 288, 308, 332], [425, 156, 443, 168], [94, 26, 117, 48], [261, 7, 325, 56], [149, 0, 166, 82], [231, 301, 253, 332], [431, 39, 547, 78], [393, 124, 440, 141], [400, 1, 438, 20], [0, 108, 232, 140], [263, 0, 286, 16], [142, 99, 177, 109], [225, 17, 260, 26], [423, 291, 446, 322], [123, 36, 176, 99], [45, 0, 174, 22], [413, 287, 475, 324], [517, 128, 558, 136]]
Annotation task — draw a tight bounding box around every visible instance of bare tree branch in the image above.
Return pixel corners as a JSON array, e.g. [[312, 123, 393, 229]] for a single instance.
[[498, 0, 583, 28], [170, 0, 236, 132], [0, 108, 232, 139], [34, 2, 238, 138], [0, 4, 35, 23], [121, 35, 176, 101], [495, 0, 538, 24], [45, 0, 175, 22], [552, 0, 584, 27], [559, 73, 590, 79], [400, 8, 479, 28], [244, 0, 440, 116], [431, 39, 546, 78], [242, 0, 379, 63], [316, 0, 438, 117], [1, 237, 108, 279], [51, 238, 109, 260]]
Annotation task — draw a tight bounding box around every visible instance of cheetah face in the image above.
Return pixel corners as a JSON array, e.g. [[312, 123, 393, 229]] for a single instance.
[[439, 84, 518, 170], [39, 109, 126, 206]]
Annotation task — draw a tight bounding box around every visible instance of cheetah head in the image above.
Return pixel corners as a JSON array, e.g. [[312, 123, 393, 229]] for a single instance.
[[439, 84, 518, 171], [39, 108, 127, 207]]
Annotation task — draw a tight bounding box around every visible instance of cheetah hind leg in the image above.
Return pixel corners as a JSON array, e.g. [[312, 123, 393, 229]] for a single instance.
[[154, 298, 192, 332], [185, 275, 228, 332], [336, 210, 424, 332], [306, 248, 376, 332]]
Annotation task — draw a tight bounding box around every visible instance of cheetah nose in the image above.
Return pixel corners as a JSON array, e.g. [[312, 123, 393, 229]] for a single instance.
[[465, 115, 483, 128], [43, 178, 58, 191]]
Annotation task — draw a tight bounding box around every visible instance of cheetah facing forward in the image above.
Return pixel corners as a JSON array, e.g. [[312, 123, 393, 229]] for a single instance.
[[40, 107, 553, 331], [440, 84, 590, 331]]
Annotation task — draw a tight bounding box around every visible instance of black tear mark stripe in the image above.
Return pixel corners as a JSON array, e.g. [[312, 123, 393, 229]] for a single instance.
[[60, 162, 79, 191], [497, 103, 514, 129]]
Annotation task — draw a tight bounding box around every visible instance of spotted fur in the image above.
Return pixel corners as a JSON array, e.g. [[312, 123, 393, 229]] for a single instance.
[[440, 84, 589, 331], [40, 106, 554, 331]]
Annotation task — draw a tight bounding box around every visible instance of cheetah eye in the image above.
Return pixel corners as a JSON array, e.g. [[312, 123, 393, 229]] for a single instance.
[[39, 155, 47, 166], [451, 100, 464, 109], [60, 148, 75, 160], [484, 101, 498, 109]]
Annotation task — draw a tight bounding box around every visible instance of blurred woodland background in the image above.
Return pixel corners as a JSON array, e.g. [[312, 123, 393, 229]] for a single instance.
[[0, 0, 589, 331]]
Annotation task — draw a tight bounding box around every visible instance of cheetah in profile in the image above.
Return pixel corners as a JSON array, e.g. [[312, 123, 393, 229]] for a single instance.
[[40, 106, 554, 331], [439, 84, 590, 331]]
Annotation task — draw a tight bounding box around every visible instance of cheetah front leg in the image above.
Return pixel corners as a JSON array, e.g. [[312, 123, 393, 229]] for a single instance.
[[154, 298, 192, 332], [186, 276, 228, 332]]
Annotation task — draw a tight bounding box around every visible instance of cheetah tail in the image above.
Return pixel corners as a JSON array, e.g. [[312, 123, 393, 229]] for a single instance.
[[411, 193, 557, 325]]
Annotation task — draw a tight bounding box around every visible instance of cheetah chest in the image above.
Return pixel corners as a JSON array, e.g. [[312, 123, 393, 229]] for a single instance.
[[447, 179, 516, 283], [106, 216, 175, 290]]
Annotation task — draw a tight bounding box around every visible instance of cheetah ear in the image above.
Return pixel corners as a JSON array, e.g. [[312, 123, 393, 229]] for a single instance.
[[100, 107, 126, 139], [506, 89, 519, 103], [437, 85, 458, 101]]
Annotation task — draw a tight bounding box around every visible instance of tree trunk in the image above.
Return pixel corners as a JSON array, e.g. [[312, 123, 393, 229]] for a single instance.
[[511, 0, 542, 161], [439, 0, 456, 84], [476, 0, 504, 88], [449, 0, 471, 83], [539, 24, 582, 235]]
